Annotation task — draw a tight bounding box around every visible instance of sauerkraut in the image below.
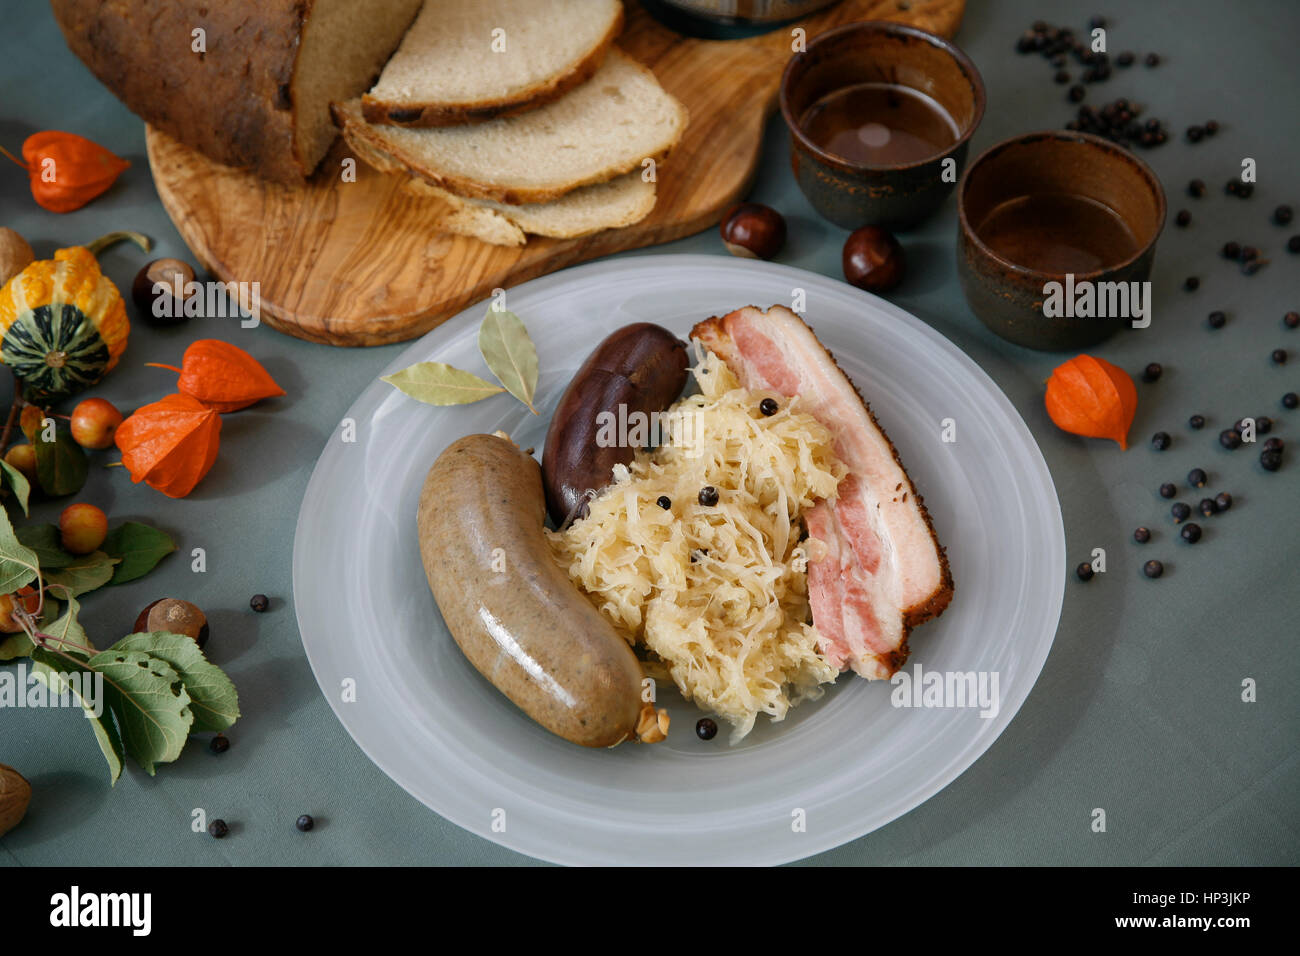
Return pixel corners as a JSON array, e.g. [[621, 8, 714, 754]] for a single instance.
[[547, 347, 847, 741]]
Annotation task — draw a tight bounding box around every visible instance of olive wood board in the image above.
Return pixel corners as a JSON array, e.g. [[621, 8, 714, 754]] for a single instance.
[[146, 0, 965, 347]]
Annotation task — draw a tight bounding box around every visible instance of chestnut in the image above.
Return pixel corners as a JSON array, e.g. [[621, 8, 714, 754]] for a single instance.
[[842, 226, 905, 293], [720, 202, 786, 260], [132, 257, 196, 325], [134, 598, 209, 649]]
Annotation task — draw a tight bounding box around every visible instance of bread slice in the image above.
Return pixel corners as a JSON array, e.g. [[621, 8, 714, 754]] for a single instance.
[[336, 48, 688, 205], [336, 101, 656, 245], [363, 0, 624, 127]]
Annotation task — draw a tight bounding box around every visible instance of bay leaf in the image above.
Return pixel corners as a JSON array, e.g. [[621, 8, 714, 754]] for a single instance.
[[87, 647, 193, 775], [15, 523, 76, 569], [478, 309, 539, 414], [0, 457, 31, 515], [113, 632, 239, 732], [382, 362, 505, 406], [102, 521, 176, 585], [44, 550, 119, 597]]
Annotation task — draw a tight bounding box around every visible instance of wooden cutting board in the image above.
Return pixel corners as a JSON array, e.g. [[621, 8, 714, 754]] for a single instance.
[[147, 0, 965, 347]]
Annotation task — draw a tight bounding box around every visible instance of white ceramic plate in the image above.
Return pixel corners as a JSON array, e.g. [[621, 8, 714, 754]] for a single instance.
[[293, 255, 1065, 866]]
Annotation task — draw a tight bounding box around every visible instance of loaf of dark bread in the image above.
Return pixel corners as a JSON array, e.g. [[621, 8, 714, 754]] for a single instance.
[[50, 0, 421, 184]]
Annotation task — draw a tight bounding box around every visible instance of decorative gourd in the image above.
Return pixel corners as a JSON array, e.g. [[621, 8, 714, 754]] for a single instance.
[[0, 232, 145, 402]]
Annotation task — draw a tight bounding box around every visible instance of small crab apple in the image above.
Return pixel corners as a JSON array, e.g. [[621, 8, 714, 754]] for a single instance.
[[3, 444, 36, 483], [0, 586, 40, 633], [59, 503, 108, 555], [70, 398, 124, 450]]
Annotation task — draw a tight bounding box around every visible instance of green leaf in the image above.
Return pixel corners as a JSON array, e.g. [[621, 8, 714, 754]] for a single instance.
[[478, 309, 539, 414], [0, 458, 31, 515], [44, 551, 119, 597], [113, 632, 239, 732], [87, 647, 193, 775], [102, 522, 176, 585], [0, 506, 40, 594], [382, 362, 505, 406], [0, 633, 34, 661], [30, 647, 124, 785], [46, 594, 92, 653], [16, 524, 76, 569], [34, 422, 88, 497]]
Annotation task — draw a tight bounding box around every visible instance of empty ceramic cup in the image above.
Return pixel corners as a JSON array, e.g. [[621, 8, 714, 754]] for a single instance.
[[779, 20, 985, 231], [957, 130, 1166, 351]]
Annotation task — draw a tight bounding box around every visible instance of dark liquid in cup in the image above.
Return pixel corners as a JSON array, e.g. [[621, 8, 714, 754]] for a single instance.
[[975, 193, 1140, 273], [799, 82, 960, 166]]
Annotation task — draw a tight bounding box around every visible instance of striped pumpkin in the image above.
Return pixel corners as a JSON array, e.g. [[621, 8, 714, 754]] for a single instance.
[[0, 245, 128, 402]]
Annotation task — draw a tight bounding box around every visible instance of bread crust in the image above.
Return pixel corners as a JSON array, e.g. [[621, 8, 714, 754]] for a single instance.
[[359, 4, 623, 128], [51, 0, 312, 184]]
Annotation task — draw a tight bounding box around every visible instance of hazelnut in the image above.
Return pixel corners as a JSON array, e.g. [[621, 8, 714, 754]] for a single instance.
[[720, 202, 787, 260], [842, 226, 905, 293], [0, 227, 34, 287], [134, 598, 209, 648], [0, 764, 32, 837], [132, 257, 196, 325]]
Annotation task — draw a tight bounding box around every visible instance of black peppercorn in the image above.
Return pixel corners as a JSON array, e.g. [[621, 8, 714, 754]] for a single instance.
[[656, 495, 671, 510], [1207, 310, 1226, 329], [1076, 562, 1095, 581], [1272, 349, 1287, 365], [1145, 52, 1160, 67], [698, 486, 719, 506], [1260, 450, 1282, 471], [1159, 482, 1177, 499], [1222, 241, 1241, 259], [209, 819, 230, 839], [1214, 492, 1232, 512], [1240, 245, 1260, 261], [249, 593, 269, 613], [1289, 236, 1300, 253], [1284, 392, 1299, 409], [1143, 559, 1164, 579], [1220, 429, 1243, 449], [1225, 180, 1240, 196], [1285, 312, 1300, 329], [1275, 205, 1295, 226], [210, 734, 229, 754], [1242, 259, 1266, 276], [1198, 498, 1217, 518], [759, 397, 778, 416], [1068, 84, 1086, 103], [1133, 527, 1151, 543], [1187, 179, 1206, 198], [1142, 362, 1162, 382], [696, 717, 718, 740], [296, 814, 315, 832], [1184, 276, 1199, 291], [1180, 523, 1202, 543], [1175, 209, 1190, 227], [1151, 431, 1171, 450], [1088, 15, 1106, 28], [1016, 33, 1036, 54], [1186, 125, 1204, 142], [1204, 120, 1219, 136], [1055, 70, 1071, 84], [1264, 437, 1284, 452], [1188, 468, 1207, 488], [1257, 416, 1273, 434], [1171, 502, 1190, 523], [1117, 51, 1134, 66], [1189, 414, 1205, 430]]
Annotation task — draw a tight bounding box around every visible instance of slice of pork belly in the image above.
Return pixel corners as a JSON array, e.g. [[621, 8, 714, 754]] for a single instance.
[[692, 305, 953, 679]]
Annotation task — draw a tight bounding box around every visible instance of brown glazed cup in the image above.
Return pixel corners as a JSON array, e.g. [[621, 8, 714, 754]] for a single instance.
[[779, 20, 985, 231], [957, 130, 1166, 351]]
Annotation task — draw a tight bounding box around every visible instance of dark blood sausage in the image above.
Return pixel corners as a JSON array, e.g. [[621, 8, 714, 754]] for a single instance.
[[418, 434, 645, 747], [542, 323, 689, 525]]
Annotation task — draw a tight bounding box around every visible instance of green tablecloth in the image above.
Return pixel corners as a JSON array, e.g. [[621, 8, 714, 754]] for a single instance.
[[1, 0, 1296, 866]]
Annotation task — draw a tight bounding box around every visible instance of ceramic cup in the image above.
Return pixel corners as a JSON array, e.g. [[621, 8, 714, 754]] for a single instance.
[[779, 20, 986, 231], [957, 130, 1166, 351]]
